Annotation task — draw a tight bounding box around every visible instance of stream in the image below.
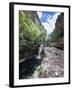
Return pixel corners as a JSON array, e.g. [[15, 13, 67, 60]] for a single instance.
[[19, 46, 64, 79], [32, 46, 64, 78]]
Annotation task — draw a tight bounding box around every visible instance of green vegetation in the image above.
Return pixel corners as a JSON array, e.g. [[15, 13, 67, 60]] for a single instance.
[[51, 26, 64, 42], [48, 13, 64, 44], [36, 65, 43, 78], [19, 11, 46, 59], [19, 12, 64, 79]]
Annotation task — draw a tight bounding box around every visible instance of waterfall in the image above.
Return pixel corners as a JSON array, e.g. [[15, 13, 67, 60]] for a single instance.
[[36, 44, 43, 59]]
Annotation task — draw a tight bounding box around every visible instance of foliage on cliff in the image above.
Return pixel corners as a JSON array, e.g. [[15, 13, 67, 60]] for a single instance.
[[19, 11, 46, 59], [50, 13, 64, 43]]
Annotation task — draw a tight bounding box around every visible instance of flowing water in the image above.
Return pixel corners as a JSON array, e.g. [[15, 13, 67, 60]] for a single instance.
[[36, 44, 44, 59]]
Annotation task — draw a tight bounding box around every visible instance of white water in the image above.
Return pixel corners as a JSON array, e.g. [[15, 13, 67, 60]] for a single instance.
[[36, 44, 43, 59]]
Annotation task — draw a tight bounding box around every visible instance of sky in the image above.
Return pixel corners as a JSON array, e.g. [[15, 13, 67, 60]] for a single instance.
[[37, 11, 60, 36]]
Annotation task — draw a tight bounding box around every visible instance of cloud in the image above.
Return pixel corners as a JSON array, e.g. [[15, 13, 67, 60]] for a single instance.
[[42, 13, 60, 35], [42, 22, 52, 35], [38, 12, 56, 23], [47, 13, 60, 25], [37, 12, 43, 19], [37, 11, 60, 35]]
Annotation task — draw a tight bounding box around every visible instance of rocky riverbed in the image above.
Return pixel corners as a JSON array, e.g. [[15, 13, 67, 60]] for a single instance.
[[19, 46, 64, 79]]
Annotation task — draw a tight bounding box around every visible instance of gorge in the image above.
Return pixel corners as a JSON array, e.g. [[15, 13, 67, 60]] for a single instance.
[[19, 11, 64, 79]]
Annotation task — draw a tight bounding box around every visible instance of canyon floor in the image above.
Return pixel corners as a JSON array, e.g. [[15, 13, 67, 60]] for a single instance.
[[19, 46, 64, 79]]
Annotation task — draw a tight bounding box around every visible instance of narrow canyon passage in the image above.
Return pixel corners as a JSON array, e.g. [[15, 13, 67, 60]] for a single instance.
[[19, 11, 64, 79]]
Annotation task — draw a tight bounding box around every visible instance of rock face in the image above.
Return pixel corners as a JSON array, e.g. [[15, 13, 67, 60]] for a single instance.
[[51, 13, 64, 42], [19, 11, 46, 33], [50, 13, 64, 49], [54, 13, 64, 33], [23, 11, 41, 25]]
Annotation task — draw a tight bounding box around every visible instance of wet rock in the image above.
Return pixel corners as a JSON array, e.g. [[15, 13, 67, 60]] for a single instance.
[[32, 46, 64, 78]]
